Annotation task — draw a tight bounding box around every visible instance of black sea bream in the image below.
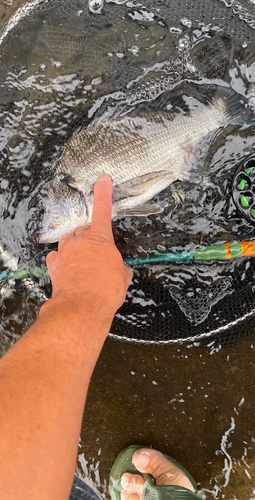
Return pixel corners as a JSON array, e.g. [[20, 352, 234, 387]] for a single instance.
[[37, 87, 248, 243]]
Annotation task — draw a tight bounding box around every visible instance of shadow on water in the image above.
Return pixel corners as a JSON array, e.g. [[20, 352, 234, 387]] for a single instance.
[[0, 1, 255, 499]]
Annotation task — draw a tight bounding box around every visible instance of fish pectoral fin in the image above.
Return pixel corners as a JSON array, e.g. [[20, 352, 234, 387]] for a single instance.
[[60, 175, 88, 195], [116, 201, 167, 218], [58, 172, 76, 184], [112, 171, 170, 201]]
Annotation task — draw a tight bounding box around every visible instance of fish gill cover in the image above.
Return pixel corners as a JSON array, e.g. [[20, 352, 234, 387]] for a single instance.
[[1, 0, 255, 345]]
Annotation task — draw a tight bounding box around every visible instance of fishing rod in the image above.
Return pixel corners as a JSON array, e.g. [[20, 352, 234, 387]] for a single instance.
[[1, 240, 255, 282], [0, 266, 48, 282], [124, 240, 255, 265]]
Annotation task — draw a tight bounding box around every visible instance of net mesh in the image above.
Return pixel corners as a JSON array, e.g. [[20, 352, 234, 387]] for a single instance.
[[1, 0, 255, 346]]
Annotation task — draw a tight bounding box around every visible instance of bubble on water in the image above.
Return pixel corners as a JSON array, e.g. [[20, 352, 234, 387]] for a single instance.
[[128, 46, 139, 56], [178, 35, 190, 51], [107, 0, 127, 4], [181, 18, 192, 28], [0, 282, 14, 303], [88, 0, 104, 14], [221, 0, 234, 7], [52, 60, 61, 68], [169, 26, 182, 34]]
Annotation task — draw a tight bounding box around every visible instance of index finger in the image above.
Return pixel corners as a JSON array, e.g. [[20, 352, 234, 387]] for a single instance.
[[91, 175, 113, 237]]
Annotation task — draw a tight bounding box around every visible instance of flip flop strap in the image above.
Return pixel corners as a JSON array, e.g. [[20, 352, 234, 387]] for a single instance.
[[144, 475, 201, 500]]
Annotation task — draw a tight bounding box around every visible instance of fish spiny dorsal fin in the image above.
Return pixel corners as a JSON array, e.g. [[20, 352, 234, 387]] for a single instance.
[[147, 90, 190, 113], [88, 91, 190, 128]]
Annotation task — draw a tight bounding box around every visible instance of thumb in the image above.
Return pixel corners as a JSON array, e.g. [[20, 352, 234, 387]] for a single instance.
[[46, 251, 58, 272]]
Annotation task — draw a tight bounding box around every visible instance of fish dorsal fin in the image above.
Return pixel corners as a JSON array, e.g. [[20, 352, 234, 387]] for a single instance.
[[87, 106, 125, 127], [147, 91, 190, 113], [88, 91, 190, 128]]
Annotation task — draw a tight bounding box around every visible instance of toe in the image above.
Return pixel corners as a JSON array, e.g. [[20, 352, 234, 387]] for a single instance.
[[132, 449, 195, 492], [121, 473, 144, 496], [121, 492, 140, 500], [120, 473, 144, 500]]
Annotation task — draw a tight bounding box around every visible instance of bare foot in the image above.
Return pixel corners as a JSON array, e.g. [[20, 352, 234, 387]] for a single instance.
[[120, 448, 195, 500]]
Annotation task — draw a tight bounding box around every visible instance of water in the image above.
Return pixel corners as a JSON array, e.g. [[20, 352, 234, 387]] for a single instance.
[[79, 338, 255, 500], [1, 0, 255, 337], [0, 0, 255, 498]]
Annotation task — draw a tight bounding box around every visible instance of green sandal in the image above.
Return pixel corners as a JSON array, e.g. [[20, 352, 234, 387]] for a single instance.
[[109, 444, 201, 500]]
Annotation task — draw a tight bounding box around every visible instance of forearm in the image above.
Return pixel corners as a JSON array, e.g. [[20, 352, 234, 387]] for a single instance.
[[0, 294, 112, 500]]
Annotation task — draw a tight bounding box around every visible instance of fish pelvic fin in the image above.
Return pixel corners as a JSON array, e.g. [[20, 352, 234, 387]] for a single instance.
[[213, 87, 254, 126]]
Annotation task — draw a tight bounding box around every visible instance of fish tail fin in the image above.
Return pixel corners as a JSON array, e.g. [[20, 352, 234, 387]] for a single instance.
[[232, 105, 255, 127], [213, 87, 255, 126]]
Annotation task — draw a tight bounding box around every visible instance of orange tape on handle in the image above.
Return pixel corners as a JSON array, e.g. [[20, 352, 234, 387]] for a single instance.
[[224, 242, 231, 259], [240, 240, 255, 257]]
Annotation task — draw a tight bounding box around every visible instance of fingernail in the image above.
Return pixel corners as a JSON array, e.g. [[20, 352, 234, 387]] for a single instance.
[[97, 174, 111, 182], [134, 451, 150, 468], [121, 474, 130, 488]]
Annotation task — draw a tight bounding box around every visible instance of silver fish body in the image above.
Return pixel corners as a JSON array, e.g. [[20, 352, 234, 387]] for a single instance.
[[37, 88, 247, 243]]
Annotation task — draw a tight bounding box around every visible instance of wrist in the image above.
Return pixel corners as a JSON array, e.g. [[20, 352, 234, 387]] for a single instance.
[[38, 293, 114, 342]]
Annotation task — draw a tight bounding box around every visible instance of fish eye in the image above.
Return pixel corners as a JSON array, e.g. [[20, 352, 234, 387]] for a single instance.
[[58, 172, 75, 184]]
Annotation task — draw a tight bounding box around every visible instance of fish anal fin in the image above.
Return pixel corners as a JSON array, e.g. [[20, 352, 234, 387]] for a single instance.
[[117, 202, 166, 218]]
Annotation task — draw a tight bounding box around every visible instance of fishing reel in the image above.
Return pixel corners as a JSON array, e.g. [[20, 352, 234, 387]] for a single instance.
[[232, 154, 255, 225]]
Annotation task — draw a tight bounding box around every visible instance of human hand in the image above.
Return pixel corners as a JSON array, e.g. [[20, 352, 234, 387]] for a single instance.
[[46, 175, 132, 317]]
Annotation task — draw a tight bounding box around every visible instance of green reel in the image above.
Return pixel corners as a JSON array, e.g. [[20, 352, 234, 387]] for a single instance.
[[232, 155, 255, 224]]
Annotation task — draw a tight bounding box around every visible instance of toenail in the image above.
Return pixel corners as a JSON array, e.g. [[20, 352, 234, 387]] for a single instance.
[[121, 490, 130, 499], [135, 451, 150, 468], [121, 474, 130, 488]]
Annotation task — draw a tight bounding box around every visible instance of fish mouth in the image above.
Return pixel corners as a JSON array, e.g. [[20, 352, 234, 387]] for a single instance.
[[34, 186, 89, 243], [34, 208, 62, 244], [35, 224, 50, 244], [35, 210, 88, 244], [36, 223, 65, 244], [34, 221, 56, 244]]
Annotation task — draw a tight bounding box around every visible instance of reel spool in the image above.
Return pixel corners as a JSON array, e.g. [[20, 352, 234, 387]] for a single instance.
[[232, 155, 255, 224]]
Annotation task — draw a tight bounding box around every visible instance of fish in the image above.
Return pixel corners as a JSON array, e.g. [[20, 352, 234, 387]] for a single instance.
[[36, 86, 250, 243]]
